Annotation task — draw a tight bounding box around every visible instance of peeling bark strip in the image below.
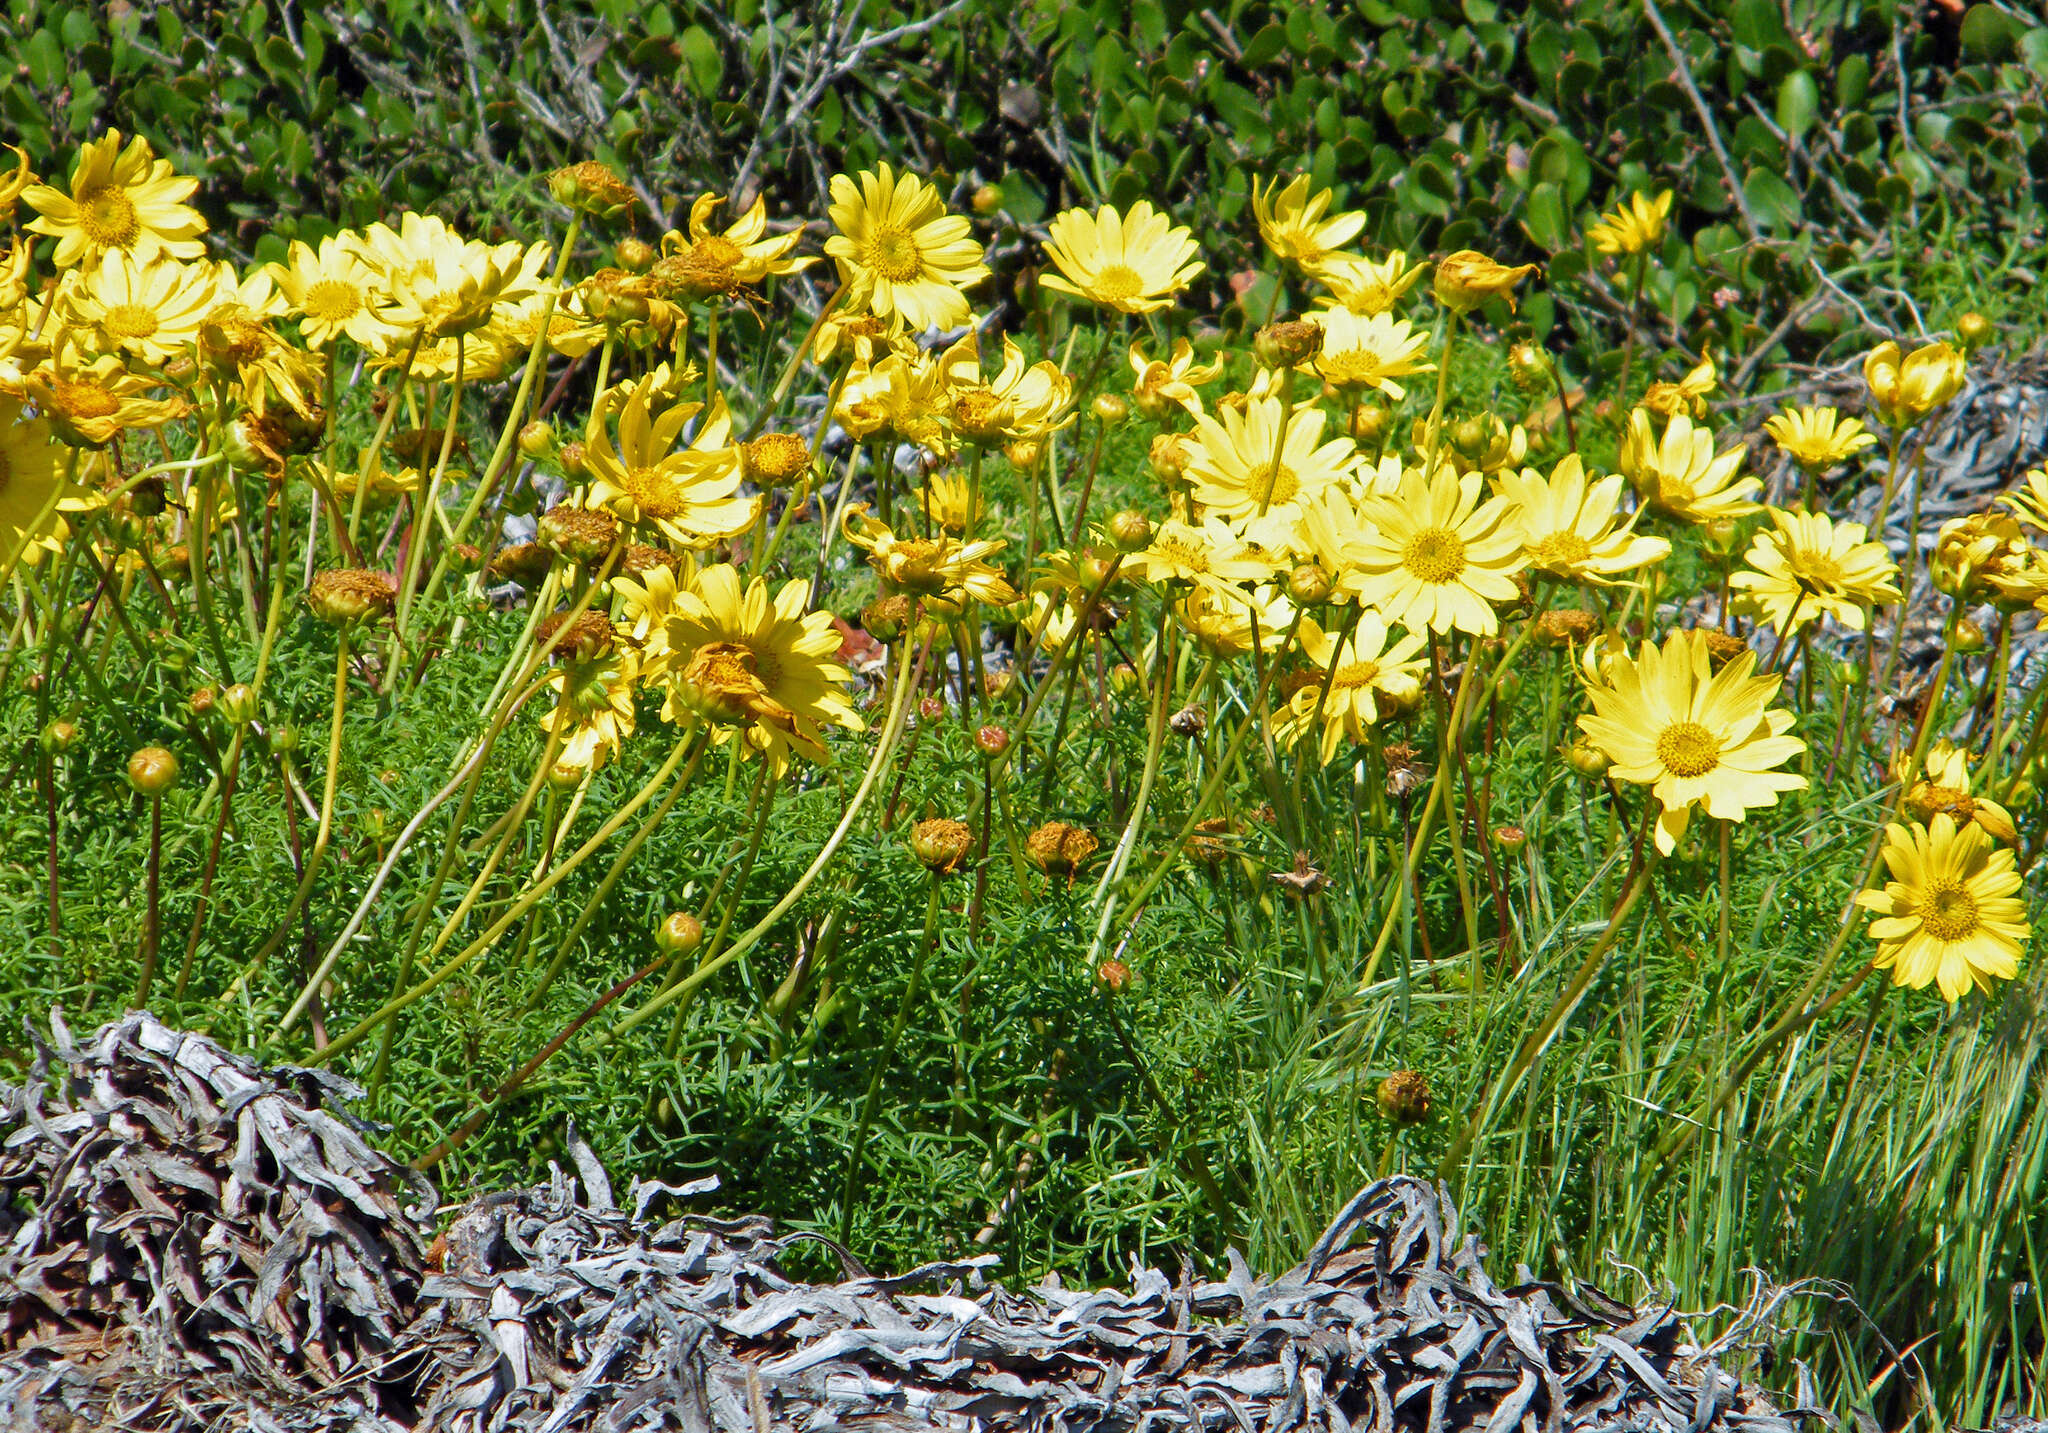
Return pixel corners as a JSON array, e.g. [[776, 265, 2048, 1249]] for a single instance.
[[4, 1012, 1825, 1433]]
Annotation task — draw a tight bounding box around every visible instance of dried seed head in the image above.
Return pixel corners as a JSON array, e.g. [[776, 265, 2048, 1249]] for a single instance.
[[1254, 318, 1323, 368], [1531, 608, 1600, 648], [536, 609, 617, 661], [618, 543, 678, 576], [1096, 958, 1132, 994], [910, 817, 975, 875], [1186, 816, 1233, 866], [1025, 821, 1098, 880], [1376, 1069, 1432, 1124], [1270, 850, 1329, 898], [538, 503, 621, 565], [1384, 741, 1429, 800], [1169, 703, 1207, 738], [1492, 823, 1528, 855], [918, 695, 947, 721], [188, 684, 217, 717], [1696, 627, 1751, 669], [975, 724, 1011, 758], [126, 745, 179, 797], [489, 542, 554, 587], [306, 568, 397, 626], [546, 160, 638, 220]]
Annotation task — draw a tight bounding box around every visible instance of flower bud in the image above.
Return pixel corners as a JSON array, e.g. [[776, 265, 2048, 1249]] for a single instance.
[[266, 723, 300, 757], [1348, 401, 1391, 445], [1376, 1069, 1431, 1124], [1095, 958, 1132, 994], [1506, 342, 1550, 393], [1004, 438, 1042, 472], [1091, 392, 1129, 424], [489, 542, 554, 587], [130, 475, 167, 518], [538, 503, 621, 565], [188, 684, 217, 718], [1107, 509, 1153, 553], [1491, 823, 1527, 855], [219, 683, 258, 726], [971, 183, 1003, 215], [909, 816, 974, 875], [919, 695, 946, 722], [1433, 250, 1538, 314], [656, 911, 704, 955], [1955, 311, 1993, 352], [1148, 431, 1191, 482], [983, 668, 1016, 702], [220, 418, 271, 474], [863, 594, 911, 644], [306, 568, 397, 626], [1254, 319, 1323, 369], [1286, 563, 1333, 606], [1531, 608, 1599, 648], [126, 745, 180, 797], [975, 724, 1010, 758], [558, 441, 589, 478], [615, 236, 656, 272], [1169, 704, 1207, 738], [546, 160, 637, 221], [1565, 736, 1610, 777], [1953, 616, 1988, 653], [1108, 661, 1139, 694], [39, 718, 79, 755], [518, 420, 558, 460], [1701, 516, 1743, 556], [546, 759, 589, 791]]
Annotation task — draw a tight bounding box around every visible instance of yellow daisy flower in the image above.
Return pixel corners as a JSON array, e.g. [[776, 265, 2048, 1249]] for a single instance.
[[351, 212, 549, 340], [1764, 404, 1879, 471], [1856, 814, 2027, 1003], [659, 564, 863, 770], [542, 646, 639, 773], [918, 471, 983, 534], [23, 130, 207, 270], [584, 379, 758, 547], [1349, 466, 1525, 636], [1496, 454, 1670, 585], [843, 505, 1016, 606], [0, 393, 91, 574], [654, 193, 816, 298], [825, 163, 989, 333], [1040, 201, 1204, 315], [270, 235, 400, 349], [1587, 190, 1673, 256], [22, 353, 187, 448], [1273, 609, 1427, 764], [1175, 582, 1293, 660], [1638, 348, 1716, 418], [1306, 309, 1433, 398], [938, 330, 1076, 446], [1127, 338, 1224, 420], [1902, 741, 2019, 845], [837, 347, 953, 455], [812, 309, 906, 367], [1577, 628, 1807, 855], [1250, 175, 1366, 273], [1998, 467, 2048, 533], [1863, 339, 1965, 427], [1728, 508, 1900, 635], [63, 250, 216, 365], [1185, 395, 1357, 524], [1618, 408, 1761, 523], [1313, 250, 1428, 317], [1433, 250, 1538, 314], [1123, 515, 1281, 597]]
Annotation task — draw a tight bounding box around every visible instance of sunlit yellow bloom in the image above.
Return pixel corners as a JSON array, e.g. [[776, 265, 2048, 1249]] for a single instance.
[[655, 193, 816, 298], [542, 646, 638, 772], [1729, 509, 1899, 635], [23, 130, 206, 270], [919, 471, 982, 533], [1251, 175, 1365, 273], [938, 330, 1075, 445], [1433, 250, 1538, 314], [1577, 629, 1806, 855], [0, 393, 91, 574], [1996, 467, 2048, 533], [812, 309, 906, 367], [270, 235, 399, 349], [1618, 408, 1761, 523], [1863, 339, 1965, 426], [489, 289, 603, 364], [1123, 515, 1280, 597], [826, 163, 988, 332], [1185, 395, 1357, 525], [1931, 510, 2032, 603], [1764, 404, 1879, 471], [1350, 466, 1524, 636], [1901, 742, 2019, 845], [1128, 338, 1224, 420], [351, 213, 549, 340], [1305, 310, 1432, 399], [23, 353, 187, 448], [1639, 348, 1716, 419], [1497, 455, 1668, 585], [63, 251, 215, 365], [1857, 815, 2027, 1003], [0, 146, 35, 210], [1040, 201, 1203, 315], [584, 378, 756, 546], [1273, 610, 1426, 764], [1587, 190, 1673, 256], [1175, 582, 1293, 660], [1313, 250, 1428, 317], [837, 347, 952, 455], [659, 564, 863, 771], [609, 557, 698, 667], [844, 505, 1016, 605]]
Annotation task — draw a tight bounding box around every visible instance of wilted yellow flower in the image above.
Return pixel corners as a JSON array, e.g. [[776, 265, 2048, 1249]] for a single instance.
[[23, 130, 206, 270], [655, 193, 816, 299], [1127, 338, 1224, 420], [1273, 610, 1427, 764], [1174, 581, 1293, 659], [1349, 465, 1525, 636], [1729, 509, 1900, 635], [1587, 190, 1673, 256], [0, 146, 35, 210], [542, 646, 638, 771], [1185, 395, 1357, 525], [1639, 348, 1717, 419], [844, 505, 1016, 606], [545, 161, 637, 221], [1313, 250, 1428, 317], [1863, 339, 1965, 426], [1764, 404, 1879, 471], [1497, 454, 1669, 585], [64, 250, 216, 365], [1433, 250, 1538, 314], [938, 330, 1075, 445], [1857, 814, 2026, 1003], [1305, 310, 1433, 399], [825, 163, 988, 333], [837, 347, 953, 455], [1577, 629, 1806, 855], [1618, 408, 1761, 523], [584, 378, 757, 546], [1902, 742, 2019, 846], [1928, 510, 2030, 602], [1250, 175, 1365, 273], [1123, 515, 1280, 598], [1041, 200, 1204, 315]]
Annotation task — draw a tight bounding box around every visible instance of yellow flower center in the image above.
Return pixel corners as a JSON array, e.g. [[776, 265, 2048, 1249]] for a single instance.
[[102, 303, 159, 341], [1332, 659, 1380, 688], [54, 379, 121, 419], [862, 225, 925, 283], [1532, 530, 1592, 568], [952, 389, 1004, 438], [1244, 462, 1298, 507], [1150, 535, 1210, 573], [1091, 264, 1145, 303], [1919, 876, 1981, 942], [1402, 527, 1466, 584], [1655, 720, 1721, 778], [695, 235, 745, 269], [301, 279, 362, 323], [1791, 551, 1843, 594], [622, 465, 687, 520], [77, 185, 141, 248], [1320, 350, 1384, 388]]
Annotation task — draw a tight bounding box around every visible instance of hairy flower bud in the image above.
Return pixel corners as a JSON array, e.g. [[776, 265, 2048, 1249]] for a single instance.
[[1565, 736, 1611, 777], [1286, 563, 1334, 606], [863, 594, 912, 644], [39, 718, 79, 756], [1506, 342, 1551, 393], [518, 420, 558, 460], [1254, 318, 1323, 369], [1955, 311, 1993, 353], [1091, 392, 1129, 424]]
